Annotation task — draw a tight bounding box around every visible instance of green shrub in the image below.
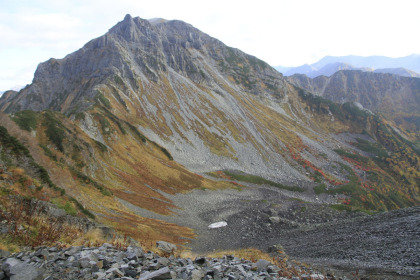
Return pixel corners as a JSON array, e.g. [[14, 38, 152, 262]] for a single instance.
[[0, 126, 31, 157], [160, 146, 173, 160], [75, 112, 85, 121], [43, 111, 66, 152], [95, 113, 111, 135], [354, 138, 388, 159], [39, 144, 57, 161], [70, 197, 95, 219], [33, 164, 65, 195], [69, 167, 112, 196], [102, 109, 127, 134], [114, 75, 124, 86], [53, 200, 77, 216], [95, 140, 108, 152], [125, 122, 146, 143], [342, 102, 369, 119], [96, 92, 111, 109], [11, 110, 38, 131], [314, 184, 326, 195]]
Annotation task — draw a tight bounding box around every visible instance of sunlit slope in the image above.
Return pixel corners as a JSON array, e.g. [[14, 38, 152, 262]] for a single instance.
[[0, 111, 234, 245], [0, 14, 418, 216]]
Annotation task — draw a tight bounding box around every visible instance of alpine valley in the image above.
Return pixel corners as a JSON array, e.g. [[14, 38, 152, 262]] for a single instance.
[[0, 15, 419, 279]]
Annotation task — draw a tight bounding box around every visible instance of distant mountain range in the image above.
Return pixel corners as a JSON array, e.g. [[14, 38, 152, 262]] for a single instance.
[[276, 55, 420, 78], [287, 70, 420, 140], [0, 85, 25, 96]]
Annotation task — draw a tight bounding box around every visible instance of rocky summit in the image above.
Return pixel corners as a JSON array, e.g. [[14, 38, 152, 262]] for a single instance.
[[0, 14, 419, 280]]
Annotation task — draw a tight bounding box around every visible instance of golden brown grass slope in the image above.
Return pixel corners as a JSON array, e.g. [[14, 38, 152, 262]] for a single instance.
[[0, 111, 232, 248]]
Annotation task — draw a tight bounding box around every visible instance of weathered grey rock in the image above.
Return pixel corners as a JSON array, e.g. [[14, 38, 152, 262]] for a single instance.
[[267, 265, 281, 274], [1, 258, 20, 275], [126, 246, 143, 261], [125, 269, 137, 278], [269, 216, 281, 224], [8, 262, 44, 280], [34, 248, 49, 259], [254, 259, 271, 272], [79, 257, 91, 268], [157, 257, 170, 266], [310, 274, 325, 280], [0, 243, 332, 280], [139, 266, 171, 280], [191, 269, 204, 280], [149, 262, 161, 270], [64, 246, 83, 256], [93, 272, 106, 279], [156, 241, 176, 254], [106, 267, 124, 277], [97, 226, 116, 240], [48, 247, 58, 252]]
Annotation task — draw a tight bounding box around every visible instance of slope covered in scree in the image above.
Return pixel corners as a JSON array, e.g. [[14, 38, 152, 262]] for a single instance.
[[0, 15, 418, 260]]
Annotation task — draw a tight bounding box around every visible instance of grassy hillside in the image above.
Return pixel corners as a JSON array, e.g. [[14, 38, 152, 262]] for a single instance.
[[0, 110, 234, 250], [298, 90, 420, 211]]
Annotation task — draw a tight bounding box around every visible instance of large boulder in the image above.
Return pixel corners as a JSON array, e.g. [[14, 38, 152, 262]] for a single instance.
[[2, 258, 44, 280], [156, 241, 177, 254]]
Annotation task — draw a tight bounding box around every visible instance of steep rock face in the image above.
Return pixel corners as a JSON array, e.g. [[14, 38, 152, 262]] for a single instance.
[[0, 15, 418, 214], [0, 15, 302, 182], [287, 70, 420, 124], [0, 14, 282, 114]]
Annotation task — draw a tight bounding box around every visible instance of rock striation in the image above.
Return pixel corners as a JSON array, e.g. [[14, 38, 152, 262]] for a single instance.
[[1, 14, 418, 189], [0, 14, 283, 114], [0, 14, 299, 181], [287, 70, 420, 116], [287, 70, 420, 133]]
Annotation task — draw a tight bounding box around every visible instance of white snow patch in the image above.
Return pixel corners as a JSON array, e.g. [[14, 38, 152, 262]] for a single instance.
[[208, 221, 227, 229]]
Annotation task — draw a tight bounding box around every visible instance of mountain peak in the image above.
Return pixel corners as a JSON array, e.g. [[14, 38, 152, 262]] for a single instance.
[[0, 15, 280, 114], [123, 13, 133, 22], [108, 14, 153, 42]]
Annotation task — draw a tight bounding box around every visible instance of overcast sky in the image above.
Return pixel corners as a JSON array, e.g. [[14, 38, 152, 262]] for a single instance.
[[1, 0, 419, 91]]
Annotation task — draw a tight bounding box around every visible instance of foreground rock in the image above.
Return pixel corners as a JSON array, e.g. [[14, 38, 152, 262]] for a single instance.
[[0, 244, 331, 280]]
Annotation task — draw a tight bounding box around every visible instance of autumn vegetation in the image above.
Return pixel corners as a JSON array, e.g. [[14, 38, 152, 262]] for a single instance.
[[299, 90, 419, 211], [0, 110, 231, 252]]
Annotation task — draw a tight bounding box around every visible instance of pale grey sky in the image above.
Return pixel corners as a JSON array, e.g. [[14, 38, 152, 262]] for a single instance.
[[1, 0, 419, 90]]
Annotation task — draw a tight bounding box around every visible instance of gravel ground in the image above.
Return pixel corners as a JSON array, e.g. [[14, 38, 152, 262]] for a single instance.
[[119, 184, 420, 279], [276, 206, 420, 279]]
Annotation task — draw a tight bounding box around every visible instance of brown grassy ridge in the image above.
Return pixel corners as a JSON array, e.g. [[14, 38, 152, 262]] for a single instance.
[[0, 197, 83, 251], [67, 115, 231, 243], [0, 110, 232, 248]]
